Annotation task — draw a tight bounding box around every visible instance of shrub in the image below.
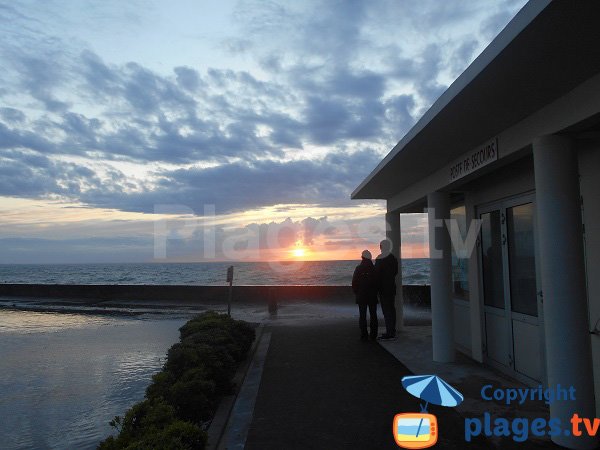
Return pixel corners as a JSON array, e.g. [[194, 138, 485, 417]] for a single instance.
[[165, 342, 236, 392], [183, 328, 244, 362], [146, 370, 176, 400], [98, 312, 255, 449], [98, 399, 205, 450], [169, 369, 217, 423], [178, 312, 230, 339], [99, 418, 205, 450]]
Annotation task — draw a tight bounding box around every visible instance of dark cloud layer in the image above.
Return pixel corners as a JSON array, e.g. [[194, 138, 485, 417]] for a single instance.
[[0, 1, 525, 215], [74, 148, 382, 214]]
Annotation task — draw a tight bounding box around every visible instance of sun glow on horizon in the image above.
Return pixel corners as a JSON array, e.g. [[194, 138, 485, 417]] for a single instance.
[[292, 248, 306, 258]]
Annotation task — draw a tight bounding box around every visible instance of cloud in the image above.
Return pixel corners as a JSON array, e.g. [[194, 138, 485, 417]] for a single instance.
[[0, 150, 100, 197], [301, 216, 336, 245], [73, 148, 383, 214], [174, 66, 203, 92], [0, 146, 146, 206], [401, 214, 429, 244], [153, 212, 389, 262], [0, 107, 26, 123], [239, 216, 339, 251], [0, 0, 527, 219], [2, 48, 300, 164], [0, 212, 379, 263]]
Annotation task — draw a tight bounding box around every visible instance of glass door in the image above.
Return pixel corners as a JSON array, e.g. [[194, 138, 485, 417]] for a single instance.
[[478, 194, 543, 382], [506, 202, 542, 381], [480, 207, 510, 367]]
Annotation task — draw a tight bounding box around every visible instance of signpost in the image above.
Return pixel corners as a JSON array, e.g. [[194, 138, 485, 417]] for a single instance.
[[226, 266, 234, 316]]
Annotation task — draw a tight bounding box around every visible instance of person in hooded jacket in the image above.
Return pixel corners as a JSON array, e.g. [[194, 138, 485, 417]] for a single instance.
[[375, 239, 399, 340], [352, 249, 379, 341]]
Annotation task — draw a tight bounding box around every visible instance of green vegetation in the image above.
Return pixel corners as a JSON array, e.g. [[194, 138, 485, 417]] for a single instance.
[[98, 312, 255, 450]]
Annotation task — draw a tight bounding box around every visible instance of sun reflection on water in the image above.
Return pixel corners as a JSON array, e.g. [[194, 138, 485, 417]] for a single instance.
[[0, 310, 115, 334]]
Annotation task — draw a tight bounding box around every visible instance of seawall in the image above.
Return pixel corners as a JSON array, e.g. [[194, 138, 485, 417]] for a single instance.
[[0, 284, 431, 307]]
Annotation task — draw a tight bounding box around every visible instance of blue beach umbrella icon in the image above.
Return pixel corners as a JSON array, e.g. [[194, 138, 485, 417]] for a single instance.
[[402, 374, 464, 411], [401, 375, 464, 438]]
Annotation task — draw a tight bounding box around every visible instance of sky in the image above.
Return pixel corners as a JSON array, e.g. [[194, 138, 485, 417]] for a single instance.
[[0, 0, 527, 264]]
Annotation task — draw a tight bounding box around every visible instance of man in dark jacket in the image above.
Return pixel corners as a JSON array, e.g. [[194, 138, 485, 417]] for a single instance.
[[352, 250, 378, 341], [375, 240, 398, 340]]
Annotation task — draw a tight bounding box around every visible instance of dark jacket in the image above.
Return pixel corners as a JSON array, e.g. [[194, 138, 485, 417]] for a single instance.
[[374, 253, 398, 296], [352, 258, 378, 305]]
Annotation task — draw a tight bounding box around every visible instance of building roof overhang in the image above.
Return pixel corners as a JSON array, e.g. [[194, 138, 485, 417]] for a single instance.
[[352, 0, 600, 200]]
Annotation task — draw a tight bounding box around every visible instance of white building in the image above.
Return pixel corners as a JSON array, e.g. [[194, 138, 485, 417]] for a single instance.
[[352, 2, 600, 449]]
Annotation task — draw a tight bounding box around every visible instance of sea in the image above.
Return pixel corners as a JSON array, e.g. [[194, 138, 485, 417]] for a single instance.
[[0, 259, 429, 449], [0, 259, 430, 286]]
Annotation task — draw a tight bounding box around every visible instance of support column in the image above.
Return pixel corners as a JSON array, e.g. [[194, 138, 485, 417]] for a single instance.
[[533, 135, 597, 450], [427, 191, 454, 363], [386, 210, 403, 330]]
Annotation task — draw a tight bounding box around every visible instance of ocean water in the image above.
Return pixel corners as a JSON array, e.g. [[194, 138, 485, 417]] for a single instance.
[[0, 259, 430, 286], [0, 311, 188, 450]]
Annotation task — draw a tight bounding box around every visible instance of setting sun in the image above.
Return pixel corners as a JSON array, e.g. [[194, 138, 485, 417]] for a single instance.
[[292, 248, 306, 258]]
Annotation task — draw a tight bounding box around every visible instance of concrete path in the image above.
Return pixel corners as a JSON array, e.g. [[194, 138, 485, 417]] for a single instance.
[[244, 319, 493, 449]]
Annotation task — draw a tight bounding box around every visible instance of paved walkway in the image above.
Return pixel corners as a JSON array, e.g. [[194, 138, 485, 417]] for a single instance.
[[244, 319, 494, 449]]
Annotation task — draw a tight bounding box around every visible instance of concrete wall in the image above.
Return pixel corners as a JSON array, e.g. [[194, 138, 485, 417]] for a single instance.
[[0, 283, 431, 306], [388, 72, 600, 214], [461, 155, 535, 207], [579, 141, 600, 415]]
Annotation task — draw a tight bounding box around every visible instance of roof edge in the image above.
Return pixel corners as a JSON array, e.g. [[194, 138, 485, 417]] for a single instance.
[[351, 0, 551, 200]]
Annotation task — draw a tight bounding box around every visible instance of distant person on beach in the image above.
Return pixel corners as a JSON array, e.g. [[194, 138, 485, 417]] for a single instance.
[[352, 250, 378, 341], [375, 240, 398, 340]]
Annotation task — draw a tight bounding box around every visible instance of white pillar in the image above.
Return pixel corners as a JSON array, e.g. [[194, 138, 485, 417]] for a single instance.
[[533, 135, 597, 450], [427, 191, 454, 363], [386, 210, 403, 330]]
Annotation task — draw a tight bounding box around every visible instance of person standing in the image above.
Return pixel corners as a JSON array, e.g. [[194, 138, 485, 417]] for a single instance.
[[352, 250, 378, 341], [375, 239, 398, 340]]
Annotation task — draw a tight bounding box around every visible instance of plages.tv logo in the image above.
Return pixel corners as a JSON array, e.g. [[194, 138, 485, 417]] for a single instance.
[[394, 375, 464, 449]]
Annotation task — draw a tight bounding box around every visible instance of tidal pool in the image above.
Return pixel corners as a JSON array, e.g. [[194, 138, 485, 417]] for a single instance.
[[0, 309, 188, 449]]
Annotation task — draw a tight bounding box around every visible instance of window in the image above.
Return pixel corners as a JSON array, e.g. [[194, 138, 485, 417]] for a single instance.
[[451, 204, 469, 300], [506, 203, 537, 316], [480, 210, 505, 308]]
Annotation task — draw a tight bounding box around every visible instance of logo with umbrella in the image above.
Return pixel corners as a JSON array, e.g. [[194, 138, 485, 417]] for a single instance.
[[393, 375, 464, 449]]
